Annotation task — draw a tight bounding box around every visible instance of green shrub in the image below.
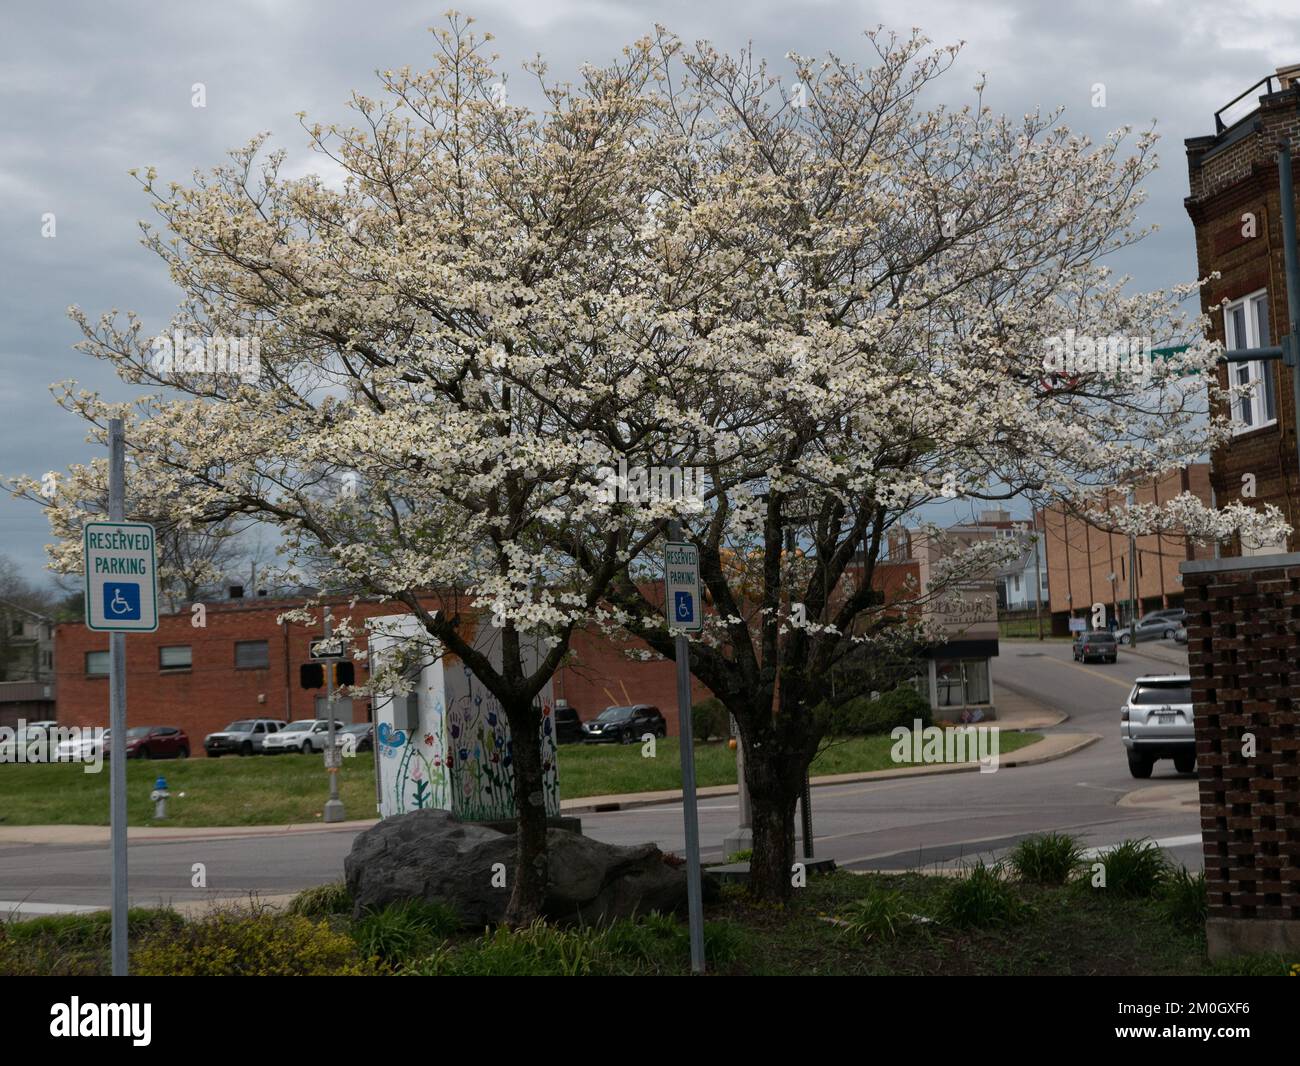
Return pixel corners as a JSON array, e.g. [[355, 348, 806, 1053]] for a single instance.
[[410, 920, 604, 976], [0, 908, 184, 976], [405, 912, 748, 976], [1009, 833, 1084, 885], [1092, 839, 1171, 899], [600, 911, 684, 969], [353, 899, 461, 964], [816, 686, 931, 737], [134, 912, 382, 975], [839, 885, 917, 941], [287, 880, 352, 918], [691, 698, 730, 742], [1160, 866, 1208, 931], [726, 848, 752, 863], [941, 861, 1029, 929]]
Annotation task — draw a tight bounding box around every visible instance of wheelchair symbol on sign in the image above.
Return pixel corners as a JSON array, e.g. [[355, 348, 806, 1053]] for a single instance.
[[674, 591, 694, 622], [110, 588, 131, 614]]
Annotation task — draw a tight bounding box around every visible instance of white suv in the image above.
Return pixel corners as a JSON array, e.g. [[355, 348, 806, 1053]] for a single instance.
[[260, 719, 345, 754], [1121, 674, 1195, 778]]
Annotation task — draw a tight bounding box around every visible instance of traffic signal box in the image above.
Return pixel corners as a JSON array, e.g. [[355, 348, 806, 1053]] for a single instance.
[[299, 661, 355, 689]]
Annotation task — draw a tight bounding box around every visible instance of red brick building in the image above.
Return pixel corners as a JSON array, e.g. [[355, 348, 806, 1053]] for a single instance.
[[1040, 466, 1216, 632], [1186, 65, 1300, 552], [54, 593, 710, 751]]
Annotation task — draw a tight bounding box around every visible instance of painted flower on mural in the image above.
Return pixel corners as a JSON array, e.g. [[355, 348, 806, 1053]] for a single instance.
[[424, 733, 434, 746]]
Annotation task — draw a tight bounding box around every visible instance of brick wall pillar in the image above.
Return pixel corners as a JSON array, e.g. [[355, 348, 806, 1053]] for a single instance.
[[1181, 553, 1300, 958]]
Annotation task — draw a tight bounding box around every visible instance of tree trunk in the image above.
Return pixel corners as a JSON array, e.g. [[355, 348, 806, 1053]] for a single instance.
[[743, 739, 807, 901], [503, 700, 548, 926]]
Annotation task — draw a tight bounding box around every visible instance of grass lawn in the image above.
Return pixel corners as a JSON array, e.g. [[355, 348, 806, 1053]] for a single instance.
[[0, 751, 383, 828], [2, 869, 1291, 976], [0, 730, 1041, 827]]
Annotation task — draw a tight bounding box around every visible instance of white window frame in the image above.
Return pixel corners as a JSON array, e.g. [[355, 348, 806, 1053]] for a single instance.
[[1224, 289, 1275, 433]]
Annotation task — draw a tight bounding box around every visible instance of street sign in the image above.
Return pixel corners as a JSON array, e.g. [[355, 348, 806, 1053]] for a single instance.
[[310, 636, 347, 660], [83, 521, 158, 632], [664, 541, 703, 632]]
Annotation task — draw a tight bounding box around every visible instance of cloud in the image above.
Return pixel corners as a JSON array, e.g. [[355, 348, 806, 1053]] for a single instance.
[[3, 0, 1298, 581]]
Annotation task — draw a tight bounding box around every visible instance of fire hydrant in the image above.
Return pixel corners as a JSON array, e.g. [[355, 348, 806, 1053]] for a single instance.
[[150, 776, 170, 820]]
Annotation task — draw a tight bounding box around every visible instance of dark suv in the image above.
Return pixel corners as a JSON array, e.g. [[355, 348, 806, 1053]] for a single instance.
[[553, 703, 584, 744], [583, 705, 667, 744], [1073, 630, 1118, 663]]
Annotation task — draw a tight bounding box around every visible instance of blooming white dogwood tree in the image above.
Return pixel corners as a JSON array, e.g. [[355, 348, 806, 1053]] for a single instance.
[[18, 18, 742, 923], [589, 29, 1287, 898], [13, 19, 1288, 910]]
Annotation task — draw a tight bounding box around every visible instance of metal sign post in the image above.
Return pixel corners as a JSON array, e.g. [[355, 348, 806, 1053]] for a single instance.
[[665, 524, 705, 974], [321, 609, 346, 823], [83, 419, 158, 976]]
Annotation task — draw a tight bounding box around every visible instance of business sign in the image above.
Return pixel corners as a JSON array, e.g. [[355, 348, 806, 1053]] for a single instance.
[[1068, 617, 1087, 633], [664, 541, 703, 632], [83, 521, 158, 632]]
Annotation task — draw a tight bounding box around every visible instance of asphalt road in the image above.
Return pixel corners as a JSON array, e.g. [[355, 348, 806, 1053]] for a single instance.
[[0, 639, 1202, 912]]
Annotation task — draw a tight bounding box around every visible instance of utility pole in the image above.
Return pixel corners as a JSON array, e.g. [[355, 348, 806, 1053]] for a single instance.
[[723, 713, 752, 856], [322, 607, 345, 823], [1031, 506, 1045, 640], [1127, 488, 1139, 648]]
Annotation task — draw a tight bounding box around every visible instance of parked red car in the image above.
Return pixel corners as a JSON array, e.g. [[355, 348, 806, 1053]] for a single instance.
[[112, 726, 190, 759]]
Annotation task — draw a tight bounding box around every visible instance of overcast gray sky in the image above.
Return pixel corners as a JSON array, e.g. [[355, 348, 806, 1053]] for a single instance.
[[3, 0, 1299, 585]]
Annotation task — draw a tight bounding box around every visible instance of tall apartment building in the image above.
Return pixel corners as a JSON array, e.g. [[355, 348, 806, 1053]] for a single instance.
[[1185, 65, 1300, 550]]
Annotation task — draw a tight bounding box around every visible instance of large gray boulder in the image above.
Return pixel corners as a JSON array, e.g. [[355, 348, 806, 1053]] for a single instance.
[[344, 809, 699, 926]]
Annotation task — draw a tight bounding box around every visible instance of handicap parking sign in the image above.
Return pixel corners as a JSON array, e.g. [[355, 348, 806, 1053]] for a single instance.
[[674, 590, 694, 624], [103, 582, 142, 621]]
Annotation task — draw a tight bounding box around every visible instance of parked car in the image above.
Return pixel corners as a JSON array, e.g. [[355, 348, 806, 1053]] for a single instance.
[[582, 705, 667, 744], [74, 726, 189, 760], [553, 702, 584, 744], [341, 722, 373, 752], [55, 730, 104, 762], [1121, 673, 1195, 778], [204, 718, 288, 757], [260, 719, 346, 754], [1144, 608, 1186, 624], [1073, 630, 1117, 663], [1116, 614, 1182, 644]]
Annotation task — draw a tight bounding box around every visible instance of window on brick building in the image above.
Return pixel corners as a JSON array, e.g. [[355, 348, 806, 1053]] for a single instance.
[[1225, 290, 1276, 432], [85, 651, 109, 676], [235, 639, 269, 669], [159, 645, 192, 671]]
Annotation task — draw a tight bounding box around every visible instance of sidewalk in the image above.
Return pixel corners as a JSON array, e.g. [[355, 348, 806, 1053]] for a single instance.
[[0, 687, 1095, 838], [1121, 641, 1188, 669], [992, 683, 1068, 729]]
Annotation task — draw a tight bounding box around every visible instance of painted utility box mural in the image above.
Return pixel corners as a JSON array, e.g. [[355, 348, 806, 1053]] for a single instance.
[[368, 613, 560, 821]]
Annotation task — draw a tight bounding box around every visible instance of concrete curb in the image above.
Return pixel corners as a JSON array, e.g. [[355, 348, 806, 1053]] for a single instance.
[[558, 732, 1102, 814], [1117, 781, 1199, 812]]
